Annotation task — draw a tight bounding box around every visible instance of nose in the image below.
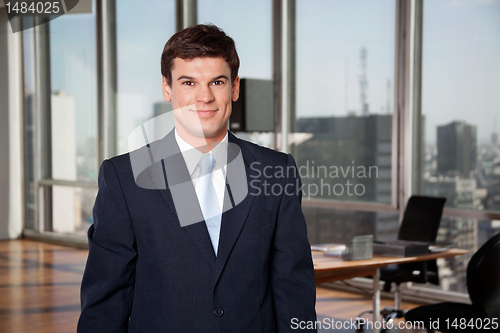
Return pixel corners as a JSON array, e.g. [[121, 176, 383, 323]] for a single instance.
[[196, 85, 215, 104]]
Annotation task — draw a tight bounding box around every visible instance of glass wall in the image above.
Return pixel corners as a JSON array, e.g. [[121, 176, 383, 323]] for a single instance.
[[429, 217, 496, 293], [198, 0, 272, 80], [198, 0, 274, 148], [416, 0, 500, 290], [420, 0, 500, 211], [50, 3, 98, 182], [116, 0, 176, 154], [46, 186, 96, 236], [20, 0, 500, 299], [294, 1, 398, 253], [304, 206, 400, 244], [46, 1, 98, 234], [295, 0, 395, 204]]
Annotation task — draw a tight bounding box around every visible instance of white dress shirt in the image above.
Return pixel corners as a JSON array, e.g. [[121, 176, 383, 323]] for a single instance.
[[174, 129, 227, 216]]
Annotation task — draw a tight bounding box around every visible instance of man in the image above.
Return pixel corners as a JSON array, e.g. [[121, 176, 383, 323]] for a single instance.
[[78, 24, 316, 332]]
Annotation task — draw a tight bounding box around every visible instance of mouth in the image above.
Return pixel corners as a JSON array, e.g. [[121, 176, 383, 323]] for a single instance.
[[192, 109, 218, 118]]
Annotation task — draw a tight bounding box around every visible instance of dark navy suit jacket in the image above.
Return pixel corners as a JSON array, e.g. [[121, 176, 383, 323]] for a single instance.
[[77, 131, 317, 332]]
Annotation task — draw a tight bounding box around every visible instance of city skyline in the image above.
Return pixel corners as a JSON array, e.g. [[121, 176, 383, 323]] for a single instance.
[[41, 0, 500, 149]]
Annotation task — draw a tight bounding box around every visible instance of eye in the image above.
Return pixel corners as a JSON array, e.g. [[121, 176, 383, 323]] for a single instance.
[[182, 81, 195, 86], [212, 80, 224, 86]]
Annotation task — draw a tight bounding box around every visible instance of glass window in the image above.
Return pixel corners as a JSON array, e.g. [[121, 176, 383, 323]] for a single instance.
[[432, 217, 497, 293], [43, 185, 97, 236], [295, 0, 396, 203], [23, 18, 35, 230], [45, 1, 97, 235], [198, 0, 274, 148], [304, 206, 400, 245], [198, 0, 272, 80], [417, 1, 500, 292], [116, 0, 175, 154], [420, 0, 500, 214], [49, 1, 98, 182]]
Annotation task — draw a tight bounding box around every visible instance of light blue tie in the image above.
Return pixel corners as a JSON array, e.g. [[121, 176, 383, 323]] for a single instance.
[[195, 153, 221, 255]]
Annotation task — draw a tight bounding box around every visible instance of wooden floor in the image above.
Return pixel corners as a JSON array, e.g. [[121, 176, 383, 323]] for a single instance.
[[0, 239, 425, 332]]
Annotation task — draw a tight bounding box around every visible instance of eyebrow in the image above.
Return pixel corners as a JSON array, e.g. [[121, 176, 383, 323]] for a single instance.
[[177, 75, 229, 81], [177, 75, 195, 81], [212, 75, 229, 81]]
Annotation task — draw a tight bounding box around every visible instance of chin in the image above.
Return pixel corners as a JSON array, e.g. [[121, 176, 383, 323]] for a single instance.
[[201, 126, 225, 139]]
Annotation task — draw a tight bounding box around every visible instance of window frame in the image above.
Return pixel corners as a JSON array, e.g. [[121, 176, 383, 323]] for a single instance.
[[22, 0, 500, 266]]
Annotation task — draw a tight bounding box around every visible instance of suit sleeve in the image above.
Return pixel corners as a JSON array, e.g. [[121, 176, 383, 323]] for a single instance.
[[77, 159, 137, 333], [271, 154, 317, 332]]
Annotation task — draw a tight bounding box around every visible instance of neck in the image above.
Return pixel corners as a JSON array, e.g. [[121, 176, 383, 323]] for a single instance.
[[176, 127, 225, 154]]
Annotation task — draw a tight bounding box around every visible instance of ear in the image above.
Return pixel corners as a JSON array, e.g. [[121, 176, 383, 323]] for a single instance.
[[231, 76, 240, 102], [162, 76, 172, 102]]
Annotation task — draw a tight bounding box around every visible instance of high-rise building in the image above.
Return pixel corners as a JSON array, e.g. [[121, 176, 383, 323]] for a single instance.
[[437, 121, 477, 178], [51, 91, 80, 234], [296, 114, 392, 203], [423, 176, 480, 292], [296, 114, 395, 243]]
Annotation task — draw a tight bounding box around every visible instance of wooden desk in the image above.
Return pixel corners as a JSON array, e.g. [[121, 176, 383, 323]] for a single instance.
[[313, 248, 469, 332]]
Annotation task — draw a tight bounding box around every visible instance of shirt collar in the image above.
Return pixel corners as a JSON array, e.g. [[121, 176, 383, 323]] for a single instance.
[[174, 128, 228, 177]]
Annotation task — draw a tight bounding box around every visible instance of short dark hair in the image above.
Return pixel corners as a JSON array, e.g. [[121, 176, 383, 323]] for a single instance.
[[161, 24, 240, 87]]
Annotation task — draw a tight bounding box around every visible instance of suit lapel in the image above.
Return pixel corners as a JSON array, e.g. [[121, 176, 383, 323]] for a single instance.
[[147, 130, 260, 272], [214, 133, 260, 285], [151, 131, 216, 267]]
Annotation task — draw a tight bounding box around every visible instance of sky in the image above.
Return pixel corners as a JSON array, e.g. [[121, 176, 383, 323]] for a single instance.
[[198, 0, 273, 80], [43, 0, 500, 152], [46, 0, 97, 150], [115, 0, 176, 153], [295, 0, 500, 144], [422, 0, 500, 144], [295, 0, 395, 117]]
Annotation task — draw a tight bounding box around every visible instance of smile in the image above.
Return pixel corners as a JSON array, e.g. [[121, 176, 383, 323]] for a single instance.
[[191, 109, 218, 118]]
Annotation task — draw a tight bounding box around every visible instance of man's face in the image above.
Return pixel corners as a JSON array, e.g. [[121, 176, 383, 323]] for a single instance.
[[162, 57, 240, 144]]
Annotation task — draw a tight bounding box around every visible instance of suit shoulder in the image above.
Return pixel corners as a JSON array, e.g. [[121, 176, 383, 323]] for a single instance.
[[99, 152, 136, 184], [106, 152, 131, 170]]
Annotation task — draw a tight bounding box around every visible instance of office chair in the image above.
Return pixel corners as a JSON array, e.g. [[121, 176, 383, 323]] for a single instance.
[[358, 195, 447, 324], [405, 232, 500, 333]]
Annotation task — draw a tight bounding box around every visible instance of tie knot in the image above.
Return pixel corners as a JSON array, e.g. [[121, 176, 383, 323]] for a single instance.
[[198, 153, 214, 177]]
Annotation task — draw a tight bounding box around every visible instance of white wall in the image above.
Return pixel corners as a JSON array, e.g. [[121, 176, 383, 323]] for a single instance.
[[0, 8, 24, 239]]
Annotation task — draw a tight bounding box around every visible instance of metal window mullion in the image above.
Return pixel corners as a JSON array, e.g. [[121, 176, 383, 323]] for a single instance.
[[38, 179, 98, 189], [402, 0, 424, 207], [33, 17, 52, 232], [302, 199, 398, 214], [273, 0, 295, 154], [19, 20, 26, 232], [280, 0, 289, 153], [176, 0, 197, 31], [391, 1, 403, 212], [33, 19, 52, 181], [442, 208, 500, 221], [411, 0, 424, 195], [97, 0, 117, 162], [272, 0, 282, 151], [394, 0, 414, 219]]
